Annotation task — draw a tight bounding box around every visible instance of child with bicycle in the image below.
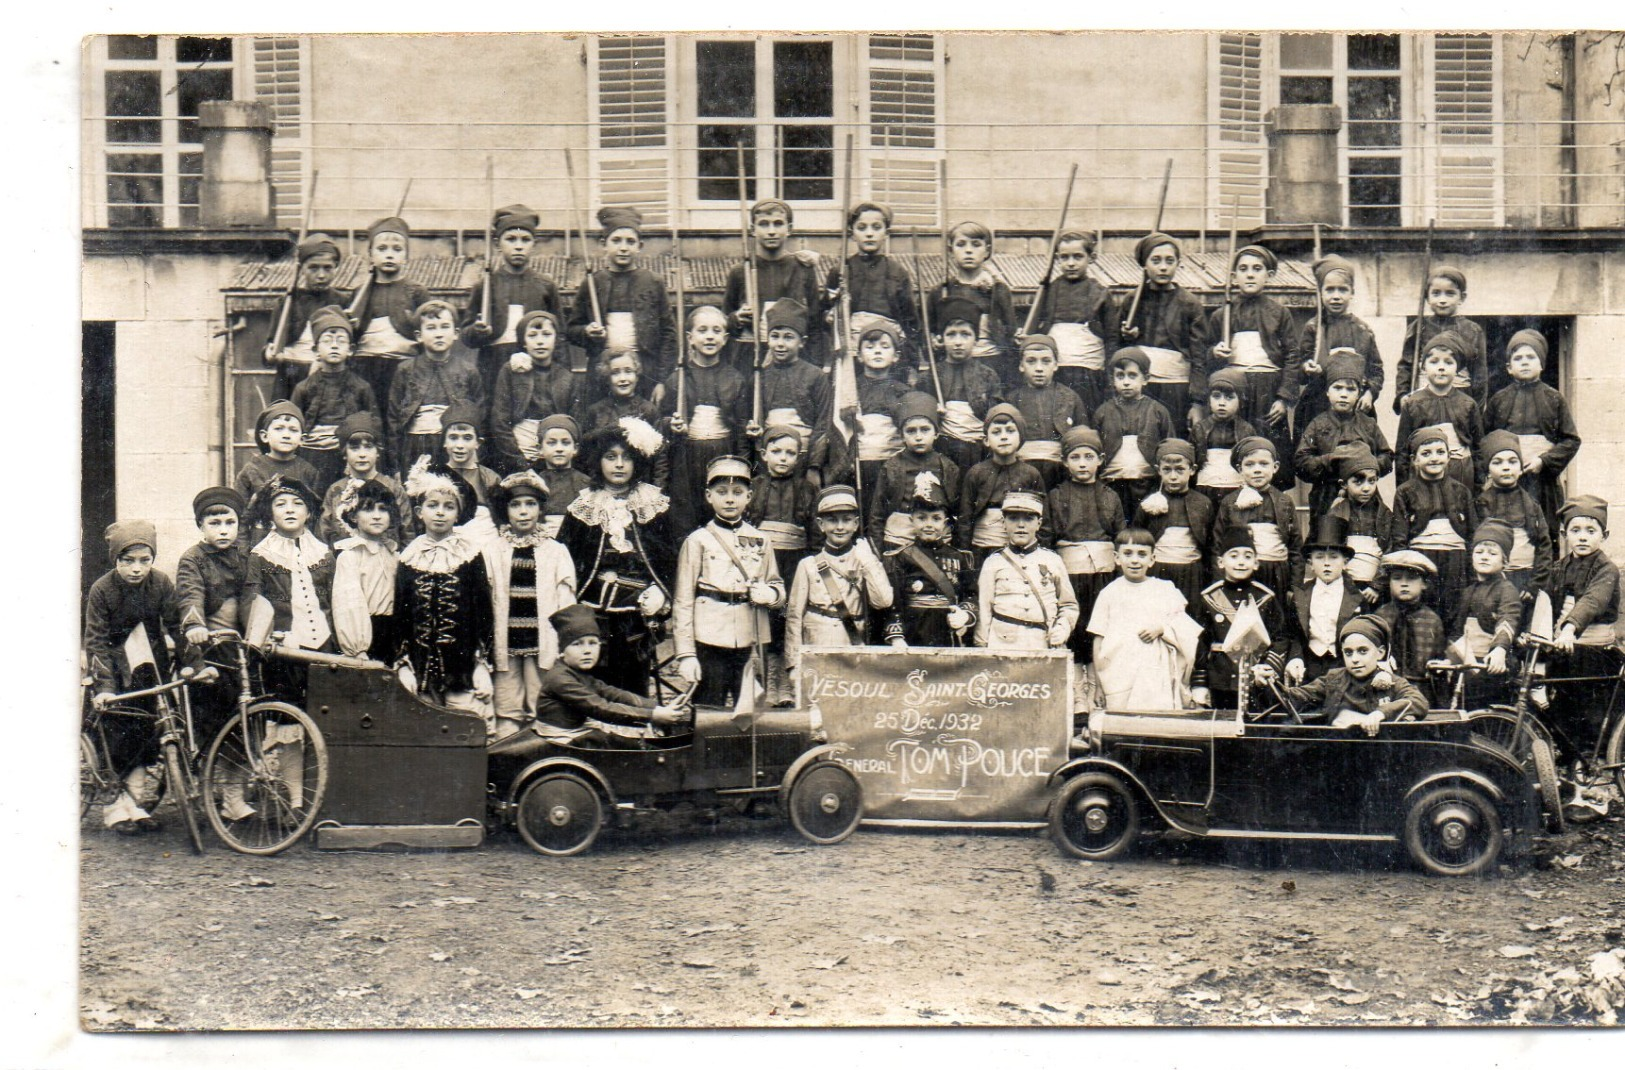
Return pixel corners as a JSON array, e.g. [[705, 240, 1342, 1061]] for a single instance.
[[85, 520, 189, 835], [1543, 494, 1622, 778]]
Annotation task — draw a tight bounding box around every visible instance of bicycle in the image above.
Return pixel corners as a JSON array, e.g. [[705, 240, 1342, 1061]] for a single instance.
[[1506, 633, 1625, 822], [195, 630, 330, 855], [83, 666, 210, 853]]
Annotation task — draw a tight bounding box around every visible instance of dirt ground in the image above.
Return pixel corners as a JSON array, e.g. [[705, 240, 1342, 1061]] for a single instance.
[[78, 799, 1625, 1032]]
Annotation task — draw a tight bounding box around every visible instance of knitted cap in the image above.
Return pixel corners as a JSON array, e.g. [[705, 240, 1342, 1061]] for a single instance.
[[1231, 435, 1277, 463], [296, 233, 340, 263], [308, 305, 354, 342], [1423, 329, 1469, 364], [936, 298, 982, 330], [1340, 614, 1390, 647], [1559, 494, 1609, 530], [1156, 438, 1196, 465], [759, 424, 804, 450], [1134, 231, 1180, 265], [1335, 443, 1381, 481], [1408, 426, 1449, 454], [1472, 519, 1516, 557], [255, 400, 305, 453], [896, 391, 940, 429], [536, 413, 579, 441], [440, 401, 483, 434], [1505, 328, 1548, 365], [764, 298, 809, 337], [1109, 347, 1151, 375], [857, 317, 903, 349], [1061, 426, 1104, 457], [106, 519, 157, 562], [1312, 254, 1356, 286], [191, 487, 247, 524], [1020, 334, 1058, 356], [1232, 244, 1276, 273], [1479, 428, 1522, 466], [1207, 366, 1247, 395], [597, 205, 643, 236], [367, 216, 409, 242], [1322, 348, 1365, 387], [551, 603, 602, 648], [984, 402, 1026, 441], [492, 204, 539, 237]]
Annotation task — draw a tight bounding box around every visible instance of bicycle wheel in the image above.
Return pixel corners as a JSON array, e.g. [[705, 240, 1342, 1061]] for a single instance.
[[79, 733, 108, 820], [1605, 713, 1625, 800], [162, 739, 206, 855], [203, 702, 327, 855]]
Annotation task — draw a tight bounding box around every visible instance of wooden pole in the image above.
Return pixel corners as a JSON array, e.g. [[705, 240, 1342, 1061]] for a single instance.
[[1020, 162, 1080, 337], [1122, 158, 1173, 334]]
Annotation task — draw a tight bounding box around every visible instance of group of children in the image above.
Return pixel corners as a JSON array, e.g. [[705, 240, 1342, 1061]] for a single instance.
[[85, 198, 1619, 834]]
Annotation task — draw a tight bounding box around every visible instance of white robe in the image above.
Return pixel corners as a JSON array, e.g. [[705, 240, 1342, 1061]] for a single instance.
[[1087, 576, 1200, 712]]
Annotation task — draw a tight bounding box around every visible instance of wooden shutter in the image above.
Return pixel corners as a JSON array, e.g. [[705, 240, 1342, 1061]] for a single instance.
[[252, 36, 309, 228], [1208, 33, 1269, 227], [1430, 34, 1502, 226], [589, 36, 674, 228], [863, 34, 941, 228]]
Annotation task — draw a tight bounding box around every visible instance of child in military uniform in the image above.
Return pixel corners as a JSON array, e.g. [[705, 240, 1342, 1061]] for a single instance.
[[974, 491, 1078, 651], [883, 474, 977, 648], [784, 484, 896, 676], [1195, 526, 1290, 714]]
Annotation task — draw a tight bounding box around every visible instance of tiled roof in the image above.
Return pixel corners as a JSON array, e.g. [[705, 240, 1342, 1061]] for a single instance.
[[225, 252, 1320, 311]]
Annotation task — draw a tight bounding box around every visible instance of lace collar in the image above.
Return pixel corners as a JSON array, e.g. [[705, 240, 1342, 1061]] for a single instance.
[[567, 484, 669, 554], [499, 525, 553, 549], [251, 531, 330, 571], [399, 532, 482, 573]]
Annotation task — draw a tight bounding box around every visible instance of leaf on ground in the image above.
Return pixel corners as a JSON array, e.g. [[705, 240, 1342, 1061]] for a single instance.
[[681, 957, 717, 969], [515, 989, 545, 1000], [1094, 969, 1123, 985], [1333, 992, 1371, 1005], [861, 934, 907, 945], [245, 876, 274, 887], [197, 921, 224, 933], [392, 901, 419, 909], [1556, 855, 1585, 869], [807, 955, 848, 970], [429, 951, 452, 962], [681, 924, 738, 938], [544, 948, 588, 965], [1498, 945, 1537, 959], [433, 896, 479, 907]]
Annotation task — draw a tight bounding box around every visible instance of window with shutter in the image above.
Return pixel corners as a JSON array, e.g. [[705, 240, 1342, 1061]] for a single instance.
[[1208, 33, 1268, 228], [1431, 34, 1502, 226], [590, 36, 673, 228], [252, 36, 308, 228], [864, 34, 940, 229]]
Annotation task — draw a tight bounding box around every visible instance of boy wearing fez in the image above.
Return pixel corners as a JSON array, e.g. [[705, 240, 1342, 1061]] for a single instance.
[[389, 299, 486, 474], [748, 299, 830, 450], [1545, 495, 1622, 774], [932, 297, 1008, 471], [1117, 231, 1211, 436], [1095, 347, 1175, 519], [1134, 439, 1213, 612], [1211, 436, 1300, 607], [567, 206, 677, 390], [958, 404, 1045, 557], [1476, 430, 1553, 596], [461, 204, 563, 391], [291, 305, 380, 491], [784, 484, 897, 678], [1486, 329, 1581, 540], [1452, 519, 1524, 709], [1294, 349, 1393, 519], [349, 216, 430, 403], [1390, 426, 1478, 623], [489, 310, 581, 475], [1395, 329, 1483, 490], [1262, 615, 1428, 733], [1326, 445, 1392, 598], [883, 475, 978, 648], [974, 491, 1078, 651], [725, 199, 827, 370], [319, 412, 412, 545], [868, 392, 960, 548], [1190, 366, 1259, 497], [263, 233, 352, 401], [672, 456, 786, 707], [236, 400, 322, 509]]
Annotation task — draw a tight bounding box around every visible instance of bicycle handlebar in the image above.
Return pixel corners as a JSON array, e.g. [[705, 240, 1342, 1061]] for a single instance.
[[96, 672, 193, 705], [269, 644, 385, 670]]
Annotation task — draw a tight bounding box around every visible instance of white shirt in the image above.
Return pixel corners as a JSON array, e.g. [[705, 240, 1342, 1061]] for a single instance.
[[1308, 579, 1343, 657]]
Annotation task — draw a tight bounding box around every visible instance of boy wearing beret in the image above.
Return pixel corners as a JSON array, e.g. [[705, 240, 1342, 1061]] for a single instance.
[[1486, 329, 1581, 540], [932, 297, 1007, 471], [1134, 438, 1213, 610], [1044, 426, 1124, 664], [1095, 347, 1175, 518], [883, 475, 978, 647], [1395, 266, 1488, 412], [235, 400, 323, 510], [264, 233, 353, 400], [957, 403, 1045, 557], [1390, 426, 1478, 623], [389, 299, 487, 473], [1208, 244, 1300, 436], [462, 204, 564, 391], [1476, 430, 1553, 595], [1007, 334, 1090, 488], [974, 491, 1078, 651], [1021, 230, 1120, 413], [1117, 231, 1211, 436], [86, 520, 189, 834], [867, 392, 961, 548], [725, 199, 827, 369], [349, 216, 430, 402], [534, 604, 688, 746], [1294, 348, 1394, 518], [1298, 255, 1382, 431], [291, 305, 381, 491], [566, 206, 677, 391], [1395, 329, 1483, 489], [489, 310, 582, 474]]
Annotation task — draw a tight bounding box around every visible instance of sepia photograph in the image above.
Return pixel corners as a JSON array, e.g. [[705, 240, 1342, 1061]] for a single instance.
[[68, 23, 1625, 1040]]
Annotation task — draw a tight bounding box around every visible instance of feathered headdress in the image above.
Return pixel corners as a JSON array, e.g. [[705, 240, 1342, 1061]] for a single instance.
[[618, 416, 665, 458], [404, 455, 478, 525]]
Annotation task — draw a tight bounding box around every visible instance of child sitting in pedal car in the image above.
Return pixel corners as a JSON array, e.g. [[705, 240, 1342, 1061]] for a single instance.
[[1259, 614, 1428, 735]]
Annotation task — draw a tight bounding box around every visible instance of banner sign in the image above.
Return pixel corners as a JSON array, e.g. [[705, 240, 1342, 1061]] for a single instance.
[[799, 648, 1073, 824]]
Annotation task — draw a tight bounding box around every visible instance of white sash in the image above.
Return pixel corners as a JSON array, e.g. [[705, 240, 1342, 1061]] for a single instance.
[[1507, 527, 1535, 570], [971, 507, 1007, 549], [1346, 534, 1383, 583], [1515, 434, 1553, 465], [302, 424, 340, 452], [495, 302, 525, 346], [1103, 434, 1153, 480], [971, 313, 998, 360], [512, 418, 542, 462], [1576, 622, 1619, 648], [857, 412, 902, 462], [1228, 331, 1278, 371], [1143, 345, 1190, 384], [1018, 439, 1064, 464], [278, 321, 317, 365], [941, 399, 984, 444], [606, 311, 637, 353], [1050, 322, 1105, 369], [1196, 447, 1242, 490], [407, 404, 449, 437], [1153, 526, 1200, 566], [687, 404, 730, 441], [759, 520, 807, 552], [357, 315, 415, 358], [765, 407, 812, 442], [1424, 422, 1471, 461], [1058, 540, 1116, 575], [1249, 521, 1288, 562], [1413, 517, 1467, 551], [1463, 617, 1497, 660]]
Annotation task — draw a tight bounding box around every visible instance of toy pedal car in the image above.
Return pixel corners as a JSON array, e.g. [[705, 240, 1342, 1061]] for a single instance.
[[485, 705, 862, 855], [1047, 705, 1543, 877]]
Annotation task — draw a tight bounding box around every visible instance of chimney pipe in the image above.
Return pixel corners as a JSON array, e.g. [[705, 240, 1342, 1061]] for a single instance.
[[198, 100, 275, 228], [1266, 103, 1343, 226]]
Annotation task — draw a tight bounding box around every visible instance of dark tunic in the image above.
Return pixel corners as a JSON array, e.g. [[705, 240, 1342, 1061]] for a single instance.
[[1120, 281, 1211, 434], [393, 545, 493, 697], [882, 537, 978, 647], [460, 265, 563, 383], [1135, 488, 1216, 610], [1297, 310, 1383, 428], [350, 276, 430, 401], [386, 350, 487, 474], [1477, 483, 1554, 591], [537, 663, 655, 731], [269, 284, 355, 400], [1284, 667, 1429, 723], [662, 360, 748, 535], [1207, 291, 1302, 403], [1194, 577, 1291, 698], [488, 360, 584, 474], [175, 542, 246, 634], [1374, 599, 1446, 705], [1396, 387, 1483, 488], [929, 278, 1017, 382], [757, 357, 831, 432], [1395, 315, 1489, 412], [84, 570, 182, 697], [1212, 486, 1302, 603], [1295, 410, 1394, 517], [826, 253, 918, 355], [956, 458, 1045, 550], [565, 267, 677, 384], [867, 451, 963, 547], [1030, 275, 1121, 413], [1485, 380, 1582, 536], [1389, 475, 1478, 621], [234, 453, 323, 507], [725, 256, 827, 367]]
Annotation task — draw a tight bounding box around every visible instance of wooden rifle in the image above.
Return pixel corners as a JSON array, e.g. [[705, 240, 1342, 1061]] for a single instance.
[[345, 177, 412, 334], [480, 156, 494, 330], [1220, 192, 1240, 350], [909, 225, 943, 407], [736, 142, 763, 428], [268, 169, 319, 361], [1121, 157, 1173, 335], [672, 223, 687, 421], [1409, 218, 1437, 397], [563, 150, 597, 375], [1019, 162, 1080, 337]]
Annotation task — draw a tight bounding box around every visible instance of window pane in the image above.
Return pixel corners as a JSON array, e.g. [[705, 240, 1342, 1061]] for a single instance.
[[177, 67, 234, 142], [176, 37, 233, 64], [106, 153, 163, 227], [697, 123, 755, 201], [105, 70, 162, 143], [773, 41, 832, 118], [1348, 76, 1402, 147], [1280, 76, 1333, 105], [777, 125, 833, 200], [1349, 156, 1401, 227], [1279, 33, 1333, 70], [1348, 33, 1401, 71], [179, 152, 203, 225], [107, 35, 157, 61], [696, 41, 755, 118]]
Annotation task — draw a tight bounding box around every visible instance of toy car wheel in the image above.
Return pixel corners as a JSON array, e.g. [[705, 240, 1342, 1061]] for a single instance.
[[1403, 785, 1502, 877], [516, 773, 604, 856], [1050, 772, 1139, 861], [1529, 735, 1566, 834], [787, 762, 863, 845]]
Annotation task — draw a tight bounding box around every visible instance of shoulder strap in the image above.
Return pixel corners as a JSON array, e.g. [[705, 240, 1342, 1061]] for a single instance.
[[900, 543, 959, 602], [704, 525, 759, 585], [999, 547, 1055, 628], [814, 558, 865, 643]]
